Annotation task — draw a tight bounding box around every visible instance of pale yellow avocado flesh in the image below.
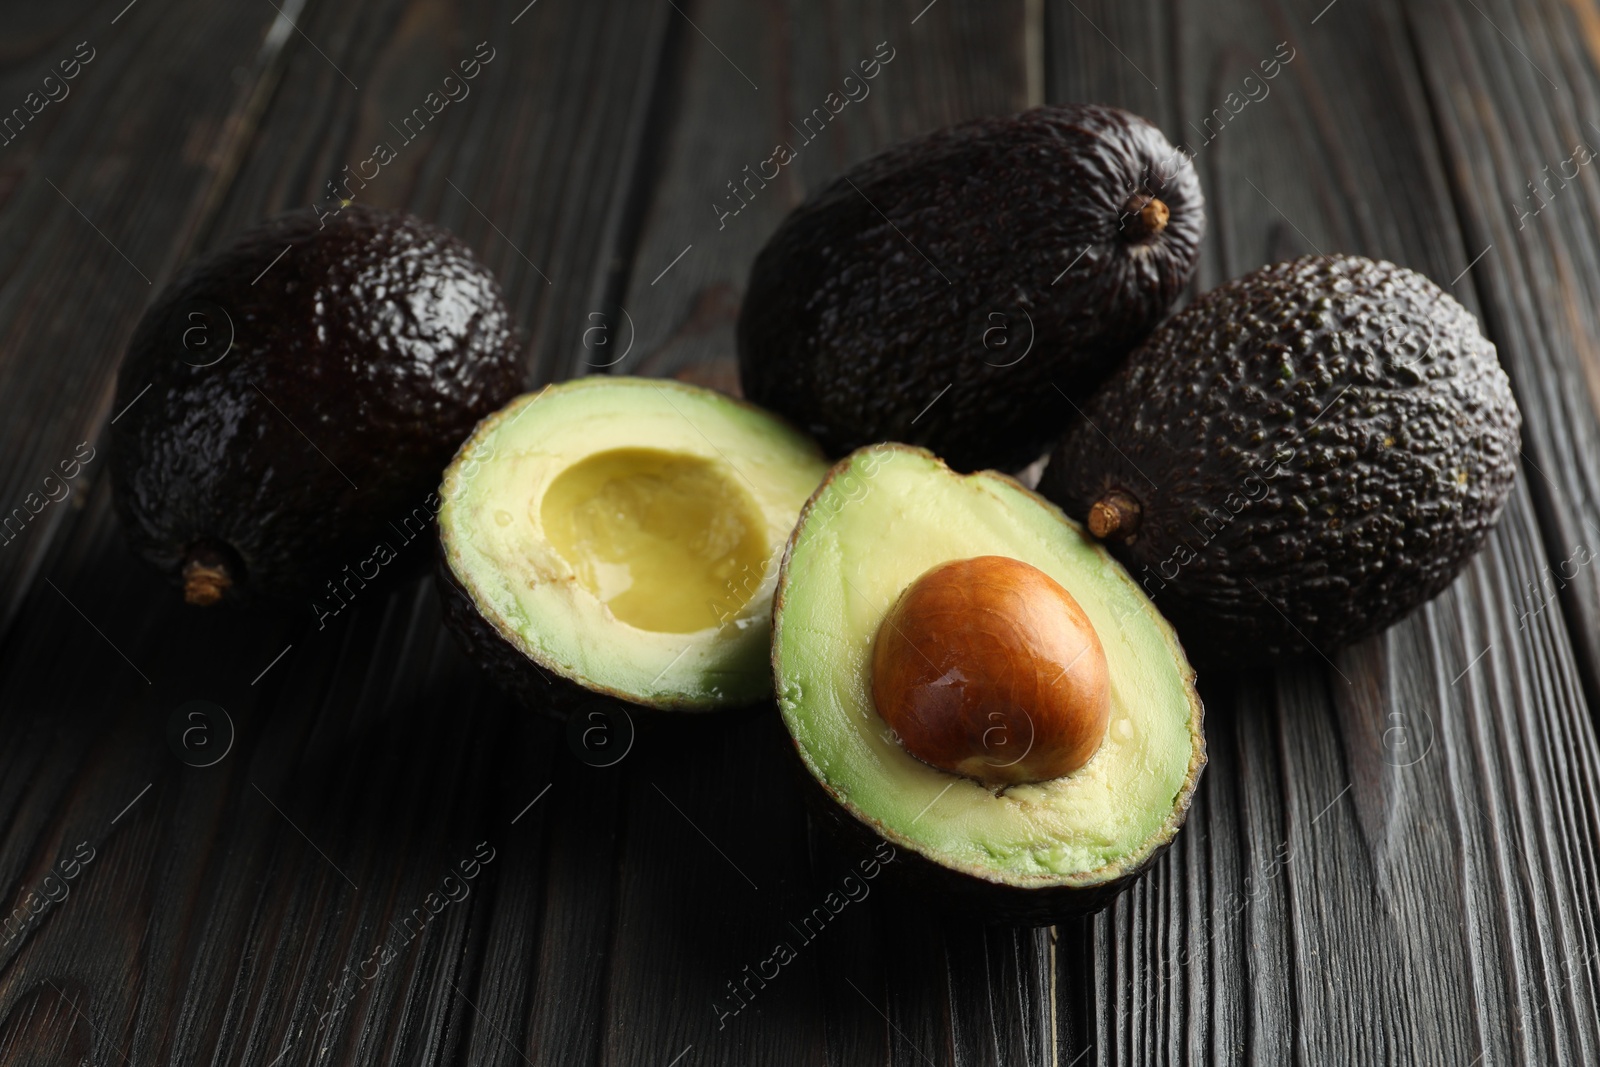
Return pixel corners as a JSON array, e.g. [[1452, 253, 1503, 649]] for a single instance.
[[440, 376, 829, 709], [541, 448, 771, 633], [773, 445, 1202, 883]]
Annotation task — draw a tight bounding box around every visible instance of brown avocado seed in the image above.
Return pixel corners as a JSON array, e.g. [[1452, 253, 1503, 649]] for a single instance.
[[870, 555, 1112, 787]]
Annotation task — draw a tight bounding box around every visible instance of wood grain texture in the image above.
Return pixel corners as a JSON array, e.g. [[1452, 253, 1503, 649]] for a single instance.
[[3, 0, 1600, 1063], [598, 2, 1051, 1063], [1046, 0, 1600, 1063], [611, 0, 1034, 388], [0, 1, 1058, 1065], [0, 0, 290, 637], [1398, 0, 1600, 709], [0, 0, 673, 1064]]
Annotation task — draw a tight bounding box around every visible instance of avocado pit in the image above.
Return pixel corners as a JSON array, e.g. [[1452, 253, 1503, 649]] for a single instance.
[[869, 555, 1111, 787]]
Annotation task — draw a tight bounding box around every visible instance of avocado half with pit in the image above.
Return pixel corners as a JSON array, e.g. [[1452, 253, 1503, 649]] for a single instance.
[[438, 376, 829, 715], [773, 444, 1204, 921]]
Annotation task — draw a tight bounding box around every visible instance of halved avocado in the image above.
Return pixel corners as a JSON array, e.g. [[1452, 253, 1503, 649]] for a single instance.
[[772, 444, 1204, 921], [438, 376, 829, 715]]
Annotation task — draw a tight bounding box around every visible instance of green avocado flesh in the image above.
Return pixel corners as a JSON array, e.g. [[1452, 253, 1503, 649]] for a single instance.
[[774, 445, 1203, 885], [440, 376, 829, 709]]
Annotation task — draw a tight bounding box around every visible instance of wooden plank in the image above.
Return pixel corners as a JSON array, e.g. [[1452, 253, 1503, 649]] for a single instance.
[[0, 1, 675, 1065], [598, 1, 1055, 1064], [0, 0, 290, 635], [610, 0, 1037, 388], [7, 2, 1599, 1065], [1397, 0, 1600, 728], [1044, 0, 1600, 1062]]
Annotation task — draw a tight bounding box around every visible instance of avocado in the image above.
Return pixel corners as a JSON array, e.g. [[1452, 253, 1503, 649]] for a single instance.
[[773, 444, 1204, 921], [738, 104, 1204, 473], [111, 205, 522, 606], [1038, 254, 1522, 670], [438, 376, 829, 715]]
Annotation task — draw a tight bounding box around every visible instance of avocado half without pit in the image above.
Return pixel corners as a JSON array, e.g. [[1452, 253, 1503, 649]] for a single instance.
[[438, 376, 829, 715], [773, 445, 1205, 921]]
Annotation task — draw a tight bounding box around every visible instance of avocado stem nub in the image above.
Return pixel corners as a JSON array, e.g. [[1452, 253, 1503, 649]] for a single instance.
[[1121, 192, 1169, 239], [1088, 490, 1142, 541], [182, 551, 235, 606]]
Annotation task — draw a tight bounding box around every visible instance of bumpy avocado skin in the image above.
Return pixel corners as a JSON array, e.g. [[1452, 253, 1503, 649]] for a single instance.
[[111, 205, 522, 603], [738, 104, 1204, 473], [1039, 255, 1522, 670]]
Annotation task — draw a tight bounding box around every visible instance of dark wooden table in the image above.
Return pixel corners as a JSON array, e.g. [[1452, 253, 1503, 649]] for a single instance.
[[2, 0, 1599, 1063]]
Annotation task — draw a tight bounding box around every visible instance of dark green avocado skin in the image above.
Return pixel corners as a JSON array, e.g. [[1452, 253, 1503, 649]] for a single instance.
[[738, 103, 1204, 473], [111, 205, 522, 603], [1039, 255, 1522, 670]]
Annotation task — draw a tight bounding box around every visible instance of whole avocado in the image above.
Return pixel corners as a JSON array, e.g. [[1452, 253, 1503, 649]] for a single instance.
[[738, 104, 1204, 473], [111, 205, 522, 606], [1038, 254, 1521, 670]]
